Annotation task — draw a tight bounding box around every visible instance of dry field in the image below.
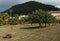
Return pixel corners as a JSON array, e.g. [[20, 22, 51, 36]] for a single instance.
[[0, 24, 60, 41]]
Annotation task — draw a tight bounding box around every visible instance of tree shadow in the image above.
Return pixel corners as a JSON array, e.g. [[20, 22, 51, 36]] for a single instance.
[[20, 26, 46, 29]]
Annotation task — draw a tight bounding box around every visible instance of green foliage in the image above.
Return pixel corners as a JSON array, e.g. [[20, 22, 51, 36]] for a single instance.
[[42, 12, 56, 24], [13, 14, 19, 18], [0, 19, 4, 25], [28, 10, 43, 23], [8, 18, 19, 25], [0, 13, 9, 25], [19, 17, 28, 24], [27, 9, 56, 27], [2, 13, 9, 20]]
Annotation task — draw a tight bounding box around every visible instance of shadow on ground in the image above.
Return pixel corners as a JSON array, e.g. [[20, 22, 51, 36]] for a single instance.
[[20, 26, 46, 29]]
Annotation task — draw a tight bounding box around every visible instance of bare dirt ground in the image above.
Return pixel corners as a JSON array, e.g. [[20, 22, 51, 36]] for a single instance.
[[0, 24, 60, 41]]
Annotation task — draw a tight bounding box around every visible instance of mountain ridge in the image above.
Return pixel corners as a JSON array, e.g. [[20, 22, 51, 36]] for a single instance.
[[2, 1, 60, 15]]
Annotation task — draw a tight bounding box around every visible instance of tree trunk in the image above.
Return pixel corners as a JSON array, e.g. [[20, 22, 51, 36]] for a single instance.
[[45, 23, 47, 27], [39, 23, 42, 28], [31, 23, 33, 26]]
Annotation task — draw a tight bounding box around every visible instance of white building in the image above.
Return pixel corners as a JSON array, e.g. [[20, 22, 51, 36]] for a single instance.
[[49, 11, 60, 20], [19, 15, 28, 20]]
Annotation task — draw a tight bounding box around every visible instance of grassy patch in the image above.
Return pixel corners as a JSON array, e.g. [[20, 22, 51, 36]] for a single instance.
[[0, 24, 60, 41]]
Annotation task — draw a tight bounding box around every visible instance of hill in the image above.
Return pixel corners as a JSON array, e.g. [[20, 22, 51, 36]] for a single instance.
[[3, 1, 60, 15]]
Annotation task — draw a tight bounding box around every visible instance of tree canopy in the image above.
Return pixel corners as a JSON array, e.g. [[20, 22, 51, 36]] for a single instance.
[[27, 9, 56, 27]]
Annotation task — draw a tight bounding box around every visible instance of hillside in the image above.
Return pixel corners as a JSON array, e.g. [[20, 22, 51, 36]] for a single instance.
[[3, 1, 60, 15]]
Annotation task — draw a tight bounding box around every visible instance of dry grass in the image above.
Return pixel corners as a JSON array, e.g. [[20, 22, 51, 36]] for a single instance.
[[0, 24, 60, 41]]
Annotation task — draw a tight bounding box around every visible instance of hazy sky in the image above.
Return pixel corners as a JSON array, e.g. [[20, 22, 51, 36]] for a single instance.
[[0, 0, 60, 12]]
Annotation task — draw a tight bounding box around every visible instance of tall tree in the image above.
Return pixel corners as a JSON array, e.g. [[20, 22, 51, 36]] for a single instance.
[[27, 9, 56, 28]]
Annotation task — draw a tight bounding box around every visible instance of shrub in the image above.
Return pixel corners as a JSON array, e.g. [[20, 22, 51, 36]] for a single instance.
[[19, 17, 27, 24], [0, 19, 4, 25], [0, 13, 9, 25], [8, 18, 19, 25]]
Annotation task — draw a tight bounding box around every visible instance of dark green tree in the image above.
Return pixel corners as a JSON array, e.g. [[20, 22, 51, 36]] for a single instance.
[[27, 9, 56, 28]]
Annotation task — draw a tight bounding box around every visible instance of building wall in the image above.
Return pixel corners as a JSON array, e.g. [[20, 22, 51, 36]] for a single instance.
[[51, 12, 60, 20], [19, 15, 28, 20]]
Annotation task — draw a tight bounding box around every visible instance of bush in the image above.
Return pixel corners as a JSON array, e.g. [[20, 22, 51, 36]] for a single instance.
[[0, 19, 4, 25], [8, 18, 19, 25], [19, 17, 27, 24]]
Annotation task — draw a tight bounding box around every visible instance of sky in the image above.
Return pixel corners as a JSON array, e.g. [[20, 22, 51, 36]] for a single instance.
[[0, 0, 60, 12]]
